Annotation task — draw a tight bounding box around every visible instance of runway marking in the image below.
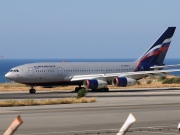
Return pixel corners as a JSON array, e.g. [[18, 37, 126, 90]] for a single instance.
[[135, 131, 177, 134], [130, 125, 178, 135], [16, 125, 178, 135], [14, 103, 180, 114], [130, 125, 177, 129]]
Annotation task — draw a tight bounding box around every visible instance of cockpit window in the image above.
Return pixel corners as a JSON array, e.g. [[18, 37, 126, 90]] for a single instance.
[[10, 69, 19, 72]]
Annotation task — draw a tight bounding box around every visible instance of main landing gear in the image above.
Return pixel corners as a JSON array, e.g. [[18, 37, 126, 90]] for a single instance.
[[29, 86, 36, 94], [92, 87, 109, 92], [74, 86, 110, 92], [74, 85, 85, 92]]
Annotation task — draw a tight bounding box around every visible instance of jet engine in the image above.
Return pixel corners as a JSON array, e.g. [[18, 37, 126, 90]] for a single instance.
[[83, 79, 107, 89], [112, 77, 136, 87]]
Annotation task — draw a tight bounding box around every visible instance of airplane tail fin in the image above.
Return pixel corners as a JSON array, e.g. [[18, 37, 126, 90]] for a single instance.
[[135, 27, 176, 71]]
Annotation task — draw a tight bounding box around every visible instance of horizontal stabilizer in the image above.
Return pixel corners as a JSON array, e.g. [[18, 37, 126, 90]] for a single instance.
[[151, 64, 180, 69]]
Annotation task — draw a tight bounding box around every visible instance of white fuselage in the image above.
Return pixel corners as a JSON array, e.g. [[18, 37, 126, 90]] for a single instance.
[[5, 61, 138, 86]]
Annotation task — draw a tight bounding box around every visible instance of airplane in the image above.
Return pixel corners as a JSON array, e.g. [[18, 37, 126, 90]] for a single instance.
[[5, 27, 180, 94]]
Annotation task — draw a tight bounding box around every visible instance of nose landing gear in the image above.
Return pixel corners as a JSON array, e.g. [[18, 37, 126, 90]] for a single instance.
[[29, 86, 36, 94]]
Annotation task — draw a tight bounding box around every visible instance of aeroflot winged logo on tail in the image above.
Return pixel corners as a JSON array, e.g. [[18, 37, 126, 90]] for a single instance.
[[135, 27, 176, 71]]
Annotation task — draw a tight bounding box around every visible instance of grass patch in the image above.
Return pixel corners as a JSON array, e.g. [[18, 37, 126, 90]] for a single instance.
[[157, 76, 166, 82], [136, 80, 141, 85], [162, 77, 180, 84], [0, 83, 27, 87], [146, 80, 152, 84], [0, 97, 96, 107]]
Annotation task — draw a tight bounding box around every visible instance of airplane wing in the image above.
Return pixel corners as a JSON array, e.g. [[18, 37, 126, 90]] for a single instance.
[[71, 69, 180, 81]]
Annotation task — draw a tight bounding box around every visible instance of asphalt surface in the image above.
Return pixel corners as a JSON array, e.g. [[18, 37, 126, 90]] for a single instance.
[[1, 87, 180, 99], [1, 88, 180, 135]]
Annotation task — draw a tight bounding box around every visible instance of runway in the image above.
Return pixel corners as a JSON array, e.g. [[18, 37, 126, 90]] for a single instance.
[[1, 88, 180, 135], [1, 87, 180, 99]]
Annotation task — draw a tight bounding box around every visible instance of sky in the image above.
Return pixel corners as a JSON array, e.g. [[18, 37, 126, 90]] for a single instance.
[[0, 0, 180, 59]]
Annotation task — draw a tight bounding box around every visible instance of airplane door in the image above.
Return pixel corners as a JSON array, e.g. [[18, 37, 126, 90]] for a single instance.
[[28, 67, 34, 76], [58, 67, 63, 75]]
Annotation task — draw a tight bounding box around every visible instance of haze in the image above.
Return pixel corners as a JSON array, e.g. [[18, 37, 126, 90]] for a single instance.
[[0, 0, 180, 59]]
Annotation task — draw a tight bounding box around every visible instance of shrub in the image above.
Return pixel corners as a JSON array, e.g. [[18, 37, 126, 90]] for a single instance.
[[158, 76, 166, 82], [172, 77, 180, 83], [146, 80, 152, 84], [77, 89, 88, 98], [162, 78, 174, 84], [162, 77, 180, 84], [136, 80, 141, 85]]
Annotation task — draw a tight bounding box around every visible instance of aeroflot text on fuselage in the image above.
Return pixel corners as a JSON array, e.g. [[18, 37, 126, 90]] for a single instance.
[[34, 65, 56, 68]]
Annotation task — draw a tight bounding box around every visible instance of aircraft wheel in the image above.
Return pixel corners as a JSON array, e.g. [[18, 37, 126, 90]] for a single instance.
[[29, 89, 36, 94], [104, 88, 109, 92], [75, 87, 86, 92], [75, 87, 79, 92], [91, 89, 96, 92]]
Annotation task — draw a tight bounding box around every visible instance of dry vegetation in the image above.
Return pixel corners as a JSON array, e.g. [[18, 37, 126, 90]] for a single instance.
[[0, 97, 96, 107], [0, 83, 77, 92], [0, 76, 179, 92]]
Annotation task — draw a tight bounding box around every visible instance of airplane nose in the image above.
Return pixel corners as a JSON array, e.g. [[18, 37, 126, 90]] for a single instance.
[[5, 73, 10, 79], [5, 72, 14, 80]]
